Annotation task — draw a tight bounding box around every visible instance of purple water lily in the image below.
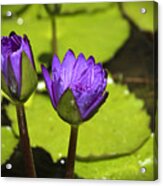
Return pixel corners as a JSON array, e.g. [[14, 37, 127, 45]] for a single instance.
[[42, 50, 108, 124], [1, 32, 37, 102]]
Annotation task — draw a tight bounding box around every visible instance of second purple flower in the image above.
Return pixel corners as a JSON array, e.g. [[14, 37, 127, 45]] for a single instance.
[[42, 50, 108, 125], [1, 32, 37, 103]]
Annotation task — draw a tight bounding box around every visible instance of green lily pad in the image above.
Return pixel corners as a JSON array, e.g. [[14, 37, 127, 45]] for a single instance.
[[122, 1, 158, 32], [1, 3, 130, 72], [6, 82, 150, 162], [75, 135, 156, 180], [1, 5, 29, 17], [1, 127, 18, 164], [57, 3, 129, 63]]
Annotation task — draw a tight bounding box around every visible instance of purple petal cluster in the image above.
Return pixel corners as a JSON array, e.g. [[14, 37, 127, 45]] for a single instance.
[[42, 50, 108, 122], [1, 32, 37, 101]]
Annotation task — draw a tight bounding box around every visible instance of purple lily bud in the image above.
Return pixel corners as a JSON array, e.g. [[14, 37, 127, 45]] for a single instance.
[[1, 32, 38, 103], [42, 50, 108, 125]]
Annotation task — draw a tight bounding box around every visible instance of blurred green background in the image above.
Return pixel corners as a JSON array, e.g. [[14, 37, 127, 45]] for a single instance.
[[1, 1, 158, 180]]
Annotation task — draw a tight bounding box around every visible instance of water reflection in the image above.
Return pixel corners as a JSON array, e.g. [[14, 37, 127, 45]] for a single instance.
[[6, 11, 12, 17], [17, 17, 24, 25]]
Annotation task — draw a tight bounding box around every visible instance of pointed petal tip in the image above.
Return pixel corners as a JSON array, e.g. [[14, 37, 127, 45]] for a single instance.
[[87, 55, 95, 62], [23, 34, 29, 43], [52, 54, 61, 65], [63, 49, 76, 60], [52, 53, 59, 59], [41, 65, 49, 79], [41, 64, 45, 72], [67, 49, 75, 55], [9, 31, 17, 37], [77, 52, 86, 60], [52, 54, 61, 79], [41, 64, 45, 70], [87, 55, 96, 66], [62, 49, 76, 65]]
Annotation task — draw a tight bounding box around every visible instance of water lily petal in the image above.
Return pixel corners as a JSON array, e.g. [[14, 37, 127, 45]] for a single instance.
[[9, 49, 22, 95], [1, 37, 12, 57], [41, 65, 57, 108], [71, 53, 87, 83], [91, 64, 106, 91], [52, 54, 61, 82], [61, 49, 76, 89], [82, 92, 108, 120], [1, 37, 12, 78]]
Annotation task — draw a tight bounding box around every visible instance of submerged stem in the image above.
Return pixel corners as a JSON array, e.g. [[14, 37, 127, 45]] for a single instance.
[[51, 16, 57, 55], [16, 104, 36, 177], [65, 126, 79, 178]]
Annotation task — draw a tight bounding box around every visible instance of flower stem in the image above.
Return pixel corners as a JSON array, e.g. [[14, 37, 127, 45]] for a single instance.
[[65, 125, 79, 178], [51, 16, 57, 55], [16, 104, 36, 177]]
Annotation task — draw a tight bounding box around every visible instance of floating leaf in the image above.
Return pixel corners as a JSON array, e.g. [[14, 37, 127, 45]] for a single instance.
[[1, 5, 29, 17], [7, 83, 150, 162], [122, 1, 157, 32], [75, 135, 156, 180], [2, 3, 130, 72], [1, 127, 18, 164], [57, 3, 129, 63]]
